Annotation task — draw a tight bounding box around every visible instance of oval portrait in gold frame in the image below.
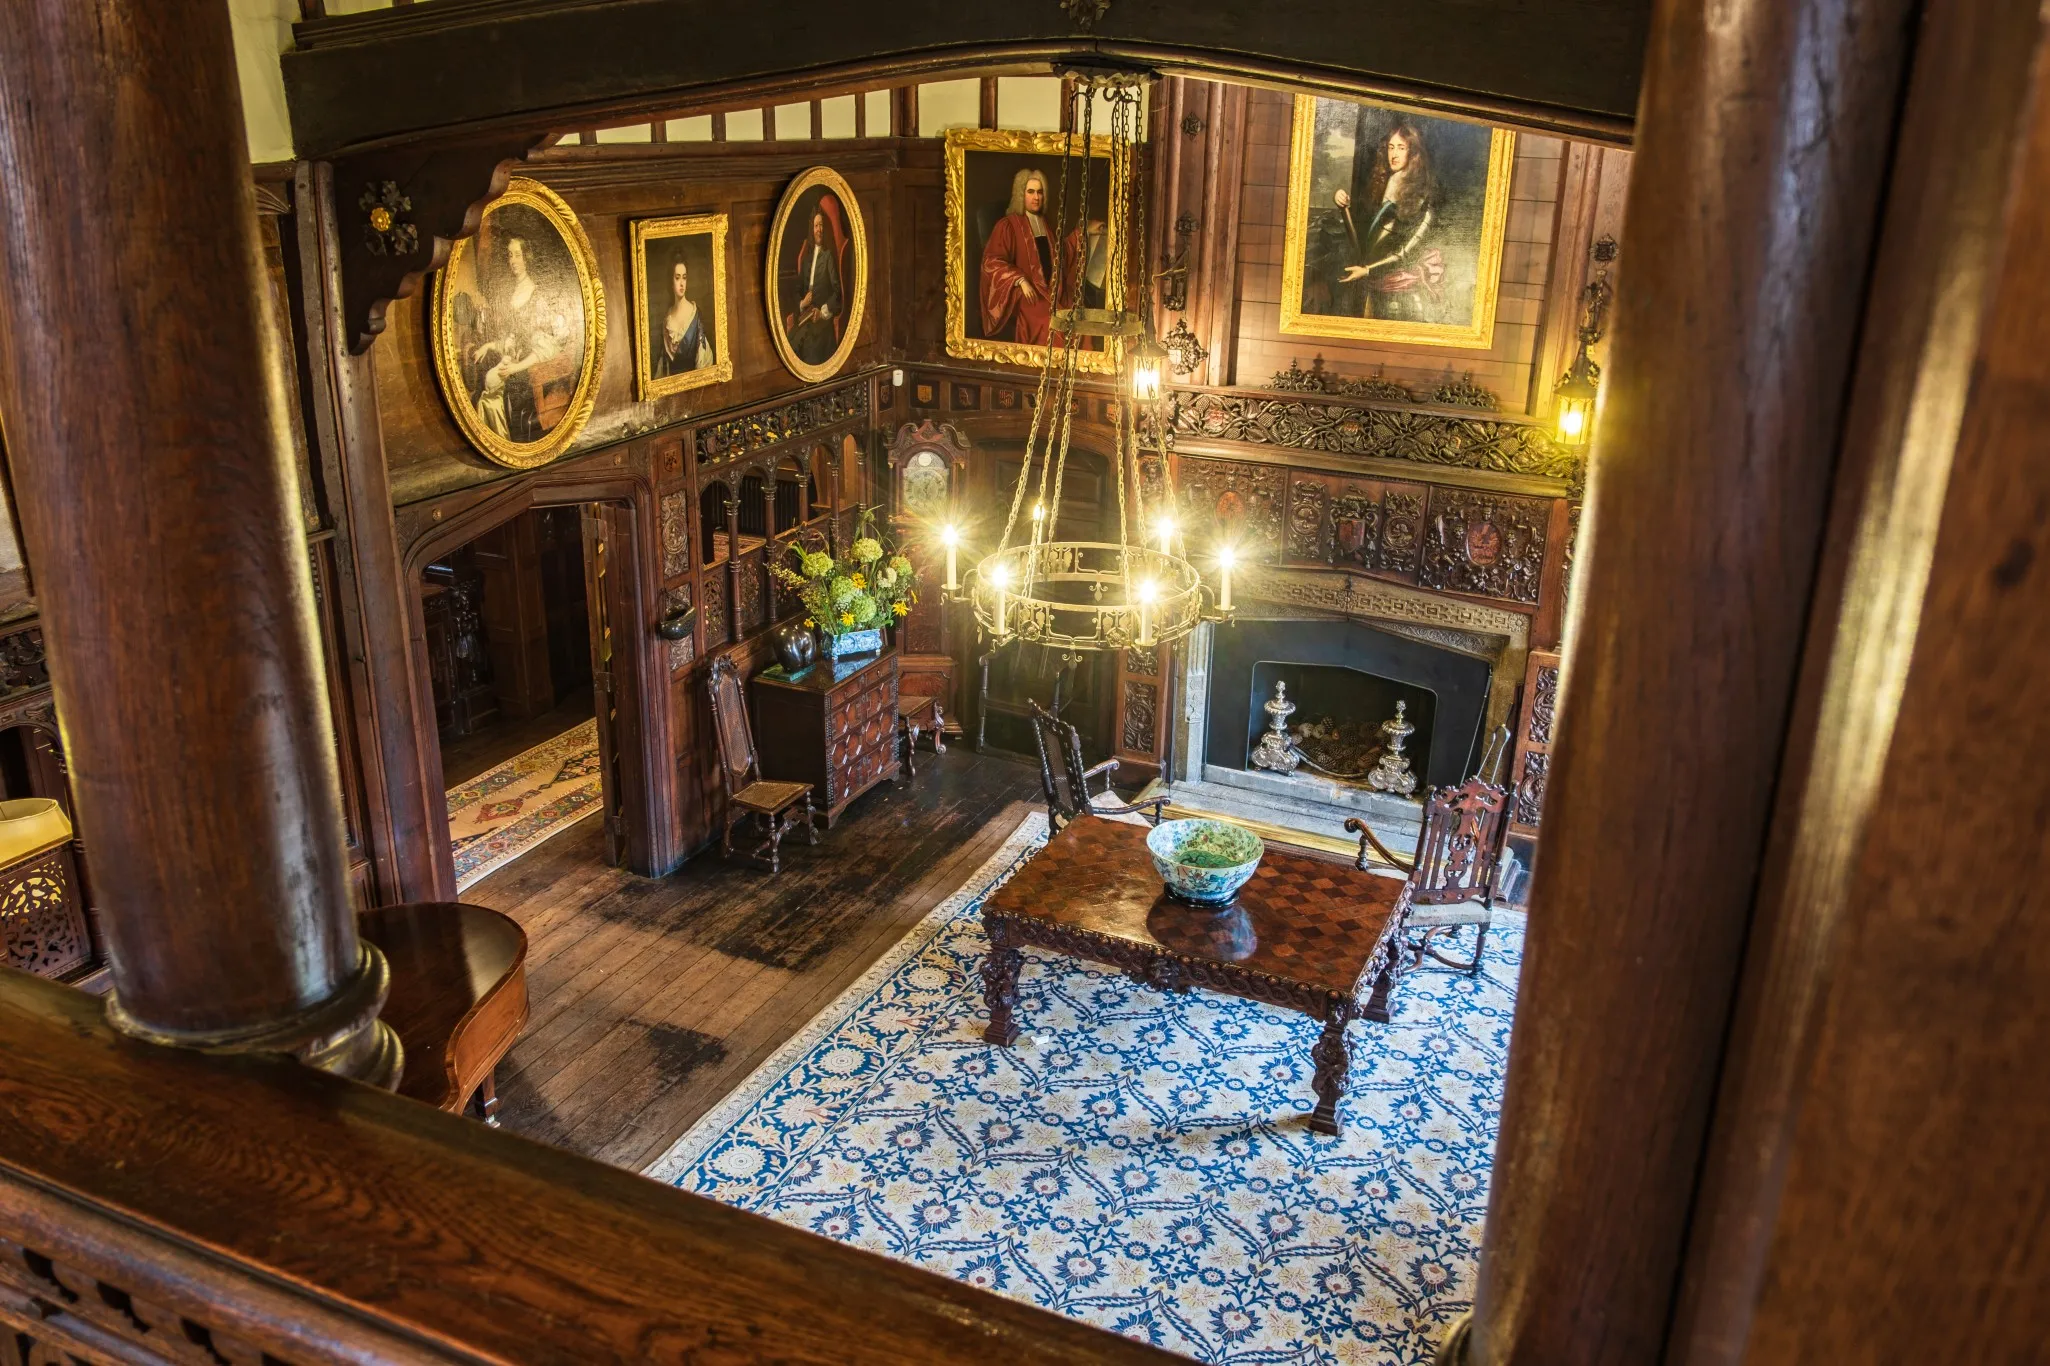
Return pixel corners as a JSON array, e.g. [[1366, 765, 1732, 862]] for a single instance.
[[431, 177, 606, 470], [765, 166, 868, 384]]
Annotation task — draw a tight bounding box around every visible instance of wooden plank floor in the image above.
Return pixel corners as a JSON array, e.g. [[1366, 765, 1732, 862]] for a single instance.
[[462, 745, 1045, 1173], [439, 685, 596, 788]]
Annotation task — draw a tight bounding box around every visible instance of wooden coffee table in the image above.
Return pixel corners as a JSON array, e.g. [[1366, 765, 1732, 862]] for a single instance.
[[979, 816, 1408, 1136]]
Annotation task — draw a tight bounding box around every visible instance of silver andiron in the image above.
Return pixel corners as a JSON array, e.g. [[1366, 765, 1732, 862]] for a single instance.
[[1249, 679, 1302, 775], [1367, 700, 1418, 796]]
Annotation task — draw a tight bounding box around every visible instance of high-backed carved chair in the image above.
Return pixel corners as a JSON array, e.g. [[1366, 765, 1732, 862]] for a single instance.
[[1029, 700, 1168, 834], [706, 655, 818, 872], [1347, 776, 1510, 974]]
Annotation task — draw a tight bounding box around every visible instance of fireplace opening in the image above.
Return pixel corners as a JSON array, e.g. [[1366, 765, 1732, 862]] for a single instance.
[[1206, 618, 1491, 793], [1247, 661, 1437, 781]]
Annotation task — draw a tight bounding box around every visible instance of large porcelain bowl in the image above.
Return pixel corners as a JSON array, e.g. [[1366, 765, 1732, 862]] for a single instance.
[[1146, 818, 1264, 907]]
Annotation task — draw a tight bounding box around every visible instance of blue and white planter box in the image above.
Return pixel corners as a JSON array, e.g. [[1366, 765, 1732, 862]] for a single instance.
[[821, 627, 884, 660]]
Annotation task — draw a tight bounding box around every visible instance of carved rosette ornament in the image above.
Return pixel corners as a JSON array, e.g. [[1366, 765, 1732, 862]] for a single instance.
[[1058, 0, 1111, 30], [358, 181, 419, 257]]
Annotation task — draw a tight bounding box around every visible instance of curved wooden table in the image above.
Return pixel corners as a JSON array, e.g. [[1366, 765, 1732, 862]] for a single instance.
[[359, 902, 529, 1123]]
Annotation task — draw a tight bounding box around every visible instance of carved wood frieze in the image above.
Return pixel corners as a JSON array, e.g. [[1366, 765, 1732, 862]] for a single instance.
[[660, 492, 690, 580], [701, 576, 727, 645], [1529, 663, 1559, 745], [1515, 752, 1549, 826], [694, 381, 868, 470], [1177, 458, 1285, 563], [0, 625, 49, 697], [1419, 490, 1549, 605], [1170, 388, 1583, 490], [1121, 680, 1159, 755], [737, 549, 764, 636], [1126, 645, 1159, 678]]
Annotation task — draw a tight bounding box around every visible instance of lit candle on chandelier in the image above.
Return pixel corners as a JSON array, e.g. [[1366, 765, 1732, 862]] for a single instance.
[[1217, 545, 1235, 612], [941, 524, 959, 591], [1154, 513, 1177, 553], [1030, 501, 1045, 548], [989, 562, 1010, 638], [1136, 578, 1158, 647]]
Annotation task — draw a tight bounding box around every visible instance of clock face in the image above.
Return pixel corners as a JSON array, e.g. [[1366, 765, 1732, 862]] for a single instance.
[[902, 451, 949, 519]]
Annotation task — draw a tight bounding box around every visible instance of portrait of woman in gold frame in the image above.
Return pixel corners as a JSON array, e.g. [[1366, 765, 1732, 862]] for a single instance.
[[630, 213, 733, 401], [765, 167, 869, 384], [430, 177, 606, 470], [943, 127, 1125, 376], [1279, 95, 1516, 350]]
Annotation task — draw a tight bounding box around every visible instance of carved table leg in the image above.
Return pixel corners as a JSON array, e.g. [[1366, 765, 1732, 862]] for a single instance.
[[981, 917, 1022, 1046], [803, 793, 820, 845], [1309, 1005, 1353, 1137], [931, 702, 947, 754], [1361, 954, 1396, 1025]]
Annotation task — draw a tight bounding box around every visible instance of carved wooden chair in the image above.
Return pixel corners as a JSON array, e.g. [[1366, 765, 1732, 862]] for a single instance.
[[1029, 700, 1167, 834], [706, 655, 819, 873], [1347, 775, 1510, 975]]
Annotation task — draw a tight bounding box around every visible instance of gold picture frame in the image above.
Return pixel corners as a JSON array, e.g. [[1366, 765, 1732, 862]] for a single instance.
[[943, 127, 1124, 376], [430, 177, 606, 470], [766, 167, 869, 384], [1279, 95, 1516, 350], [630, 213, 733, 401]]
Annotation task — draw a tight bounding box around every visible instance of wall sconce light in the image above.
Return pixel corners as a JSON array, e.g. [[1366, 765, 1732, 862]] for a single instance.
[[1553, 234, 1618, 448]]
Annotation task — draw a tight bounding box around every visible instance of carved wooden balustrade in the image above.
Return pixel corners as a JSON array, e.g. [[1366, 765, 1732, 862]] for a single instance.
[[0, 967, 1179, 1366]]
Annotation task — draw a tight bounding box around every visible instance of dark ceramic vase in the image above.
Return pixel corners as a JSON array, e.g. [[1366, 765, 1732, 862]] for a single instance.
[[773, 621, 817, 673]]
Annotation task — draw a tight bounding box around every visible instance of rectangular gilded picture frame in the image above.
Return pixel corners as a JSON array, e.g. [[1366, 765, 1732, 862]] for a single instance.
[[944, 127, 1125, 376], [1280, 95, 1516, 350], [630, 213, 733, 401]]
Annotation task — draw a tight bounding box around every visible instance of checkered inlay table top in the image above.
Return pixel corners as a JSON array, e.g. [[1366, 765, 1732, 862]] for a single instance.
[[982, 816, 1405, 998]]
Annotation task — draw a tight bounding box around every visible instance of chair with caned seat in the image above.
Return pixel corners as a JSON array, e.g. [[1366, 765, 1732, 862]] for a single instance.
[[1346, 776, 1510, 975], [706, 654, 818, 873]]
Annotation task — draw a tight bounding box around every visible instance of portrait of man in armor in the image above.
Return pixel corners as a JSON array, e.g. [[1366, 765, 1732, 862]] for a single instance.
[[1283, 96, 1516, 348]]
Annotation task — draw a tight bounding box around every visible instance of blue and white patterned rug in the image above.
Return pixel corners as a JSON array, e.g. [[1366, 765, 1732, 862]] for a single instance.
[[647, 814, 1523, 1365]]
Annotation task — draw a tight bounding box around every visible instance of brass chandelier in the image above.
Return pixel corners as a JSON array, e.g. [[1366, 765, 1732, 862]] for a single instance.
[[941, 70, 1220, 654]]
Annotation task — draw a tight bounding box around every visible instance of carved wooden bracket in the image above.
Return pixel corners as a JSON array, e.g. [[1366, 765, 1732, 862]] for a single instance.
[[331, 133, 548, 354]]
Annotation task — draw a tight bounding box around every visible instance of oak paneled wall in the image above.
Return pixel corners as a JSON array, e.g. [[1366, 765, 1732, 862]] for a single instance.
[[372, 141, 905, 509]]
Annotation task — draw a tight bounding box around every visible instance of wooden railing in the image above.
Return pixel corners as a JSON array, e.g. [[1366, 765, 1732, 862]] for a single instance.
[[0, 967, 1178, 1365]]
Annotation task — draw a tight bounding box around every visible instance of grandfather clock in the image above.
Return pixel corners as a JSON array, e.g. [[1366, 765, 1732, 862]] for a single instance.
[[885, 420, 970, 724]]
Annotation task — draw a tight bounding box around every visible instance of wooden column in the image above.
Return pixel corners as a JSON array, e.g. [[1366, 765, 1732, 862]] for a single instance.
[[1460, 0, 1918, 1361], [0, 0, 397, 1080]]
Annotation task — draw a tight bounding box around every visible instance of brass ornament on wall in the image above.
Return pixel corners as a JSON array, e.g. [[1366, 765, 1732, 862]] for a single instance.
[[1059, 0, 1111, 31], [428, 176, 607, 471], [765, 166, 870, 385], [358, 181, 419, 257], [1164, 317, 1208, 378]]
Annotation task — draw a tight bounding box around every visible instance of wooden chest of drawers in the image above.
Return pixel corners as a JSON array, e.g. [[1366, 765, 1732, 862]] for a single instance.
[[750, 648, 901, 827]]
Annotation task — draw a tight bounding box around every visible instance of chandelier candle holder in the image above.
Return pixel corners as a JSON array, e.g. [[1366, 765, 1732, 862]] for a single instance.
[[941, 524, 960, 592], [956, 66, 1232, 656]]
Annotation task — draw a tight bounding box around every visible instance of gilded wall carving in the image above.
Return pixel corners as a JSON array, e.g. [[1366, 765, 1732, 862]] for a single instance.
[[694, 380, 868, 467], [1170, 389, 1582, 489]]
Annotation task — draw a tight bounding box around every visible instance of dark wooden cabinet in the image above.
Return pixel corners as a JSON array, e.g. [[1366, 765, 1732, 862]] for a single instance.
[[751, 648, 900, 827]]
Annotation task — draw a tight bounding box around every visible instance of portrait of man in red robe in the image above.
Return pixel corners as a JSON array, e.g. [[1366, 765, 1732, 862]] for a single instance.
[[977, 167, 1085, 345]]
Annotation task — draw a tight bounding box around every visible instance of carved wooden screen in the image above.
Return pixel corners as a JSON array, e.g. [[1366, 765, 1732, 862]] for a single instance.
[[1507, 648, 1561, 839]]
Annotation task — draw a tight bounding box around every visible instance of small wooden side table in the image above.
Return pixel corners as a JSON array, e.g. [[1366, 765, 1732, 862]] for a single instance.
[[978, 817, 1407, 1136], [360, 902, 529, 1125]]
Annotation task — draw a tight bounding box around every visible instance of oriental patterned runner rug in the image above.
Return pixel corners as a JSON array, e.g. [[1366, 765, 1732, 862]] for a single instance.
[[647, 813, 1523, 1365], [447, 718, 603, 891]]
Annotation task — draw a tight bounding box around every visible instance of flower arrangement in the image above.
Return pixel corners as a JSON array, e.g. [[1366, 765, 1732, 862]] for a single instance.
[[772, 510, 919, 641]]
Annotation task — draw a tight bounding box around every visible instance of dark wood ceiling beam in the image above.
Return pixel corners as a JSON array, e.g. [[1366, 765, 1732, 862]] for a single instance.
[[280, 0, 1651, 156]]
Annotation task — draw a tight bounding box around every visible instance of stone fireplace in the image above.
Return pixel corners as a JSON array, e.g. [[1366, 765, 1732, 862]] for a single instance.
[[1160, 564, 1529, 849]]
